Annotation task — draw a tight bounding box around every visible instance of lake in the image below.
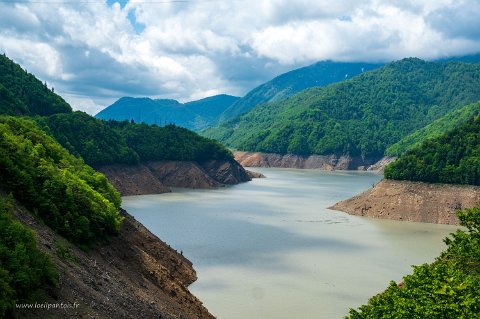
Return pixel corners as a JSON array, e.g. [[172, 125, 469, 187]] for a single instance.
[[122, 168, 458, 319]]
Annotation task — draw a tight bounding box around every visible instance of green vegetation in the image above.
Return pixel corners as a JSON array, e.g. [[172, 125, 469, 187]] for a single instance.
[[347, 206, 480, 318], [117, 121, 233, 162], [0, 54, 71, 116], [204, 58, 480, 158], [386, 102, 480, 156], [0, 116, 122, 245], [219, 61, 383, 122], [36, 112, 140, 167], [385, 114, 480, 185], [0, 196, 57, 318], [37, 112, 233, 168]]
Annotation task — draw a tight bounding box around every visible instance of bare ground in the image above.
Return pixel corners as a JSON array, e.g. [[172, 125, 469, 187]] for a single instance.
[[330, 179, 480, 225], [13, 205, 214, 319]]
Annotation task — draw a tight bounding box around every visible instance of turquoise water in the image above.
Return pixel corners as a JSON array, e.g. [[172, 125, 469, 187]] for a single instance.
[[122, 168, 458, 318]]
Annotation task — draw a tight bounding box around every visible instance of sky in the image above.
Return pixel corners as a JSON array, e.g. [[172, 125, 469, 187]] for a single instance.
[[1, 0, 480, 115]]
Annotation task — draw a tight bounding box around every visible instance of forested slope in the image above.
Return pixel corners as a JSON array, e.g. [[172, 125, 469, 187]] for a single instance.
[[38, 112, 232, 168], [385, 114, 480, 185], [219, 60, 383, 122], [0, 54, 71, 116], [204, 58, 480, 159], [386, 102, 480, 156]]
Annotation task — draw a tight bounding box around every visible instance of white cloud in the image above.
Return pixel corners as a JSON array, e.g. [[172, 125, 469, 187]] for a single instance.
[[1, 0, 480, 115]]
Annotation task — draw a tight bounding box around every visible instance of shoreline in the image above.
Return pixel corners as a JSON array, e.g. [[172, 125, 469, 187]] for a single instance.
[[234, 151, 396, 171], [330, 179, 480, 225]]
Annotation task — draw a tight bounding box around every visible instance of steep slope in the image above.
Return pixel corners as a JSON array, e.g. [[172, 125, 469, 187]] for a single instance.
[[205, 58, 480, 160], [386, 102, 480, 156], [219, 60, 383, 122], [95, 94, 240, 131], [0, 54, 71, 115], [0, 116, 214, 318], [385, 114, 480, 185]]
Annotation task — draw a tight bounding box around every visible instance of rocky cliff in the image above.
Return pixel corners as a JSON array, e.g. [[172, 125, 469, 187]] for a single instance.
[[99, 159, 252, 196], [234, 151, 382, 170], [330, 179, 480, 225], [13, 205, 214, 319]]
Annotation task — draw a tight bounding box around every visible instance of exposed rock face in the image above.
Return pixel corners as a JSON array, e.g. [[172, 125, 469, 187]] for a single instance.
[[234, 151, 379, 170], [98, 159, 251, 196], [146, 161, 223, 189], [13, 207, 214, 319], [199, 160, 252, 184], [330, 179, 480, 225], [245, 170, 266, 179], [97, 164, 171, 195], [367, 156, 397, 172]]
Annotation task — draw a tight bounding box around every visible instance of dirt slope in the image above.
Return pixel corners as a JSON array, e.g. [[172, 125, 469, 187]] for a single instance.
[[331, 179, 480, 225], [14, 206, 214, 319]]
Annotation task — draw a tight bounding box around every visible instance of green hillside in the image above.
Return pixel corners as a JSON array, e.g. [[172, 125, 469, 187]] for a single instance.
[[38, 112, 233, 168], [386, 102, 480, 156], [95, 94, 240, 131], [0, 116, 122, 245], [204, 58, 480, 159], [0, 54, 71, 116], [385, 114, 480, 185], [0, 195, 57, 318], [219, 60, 383, 122]]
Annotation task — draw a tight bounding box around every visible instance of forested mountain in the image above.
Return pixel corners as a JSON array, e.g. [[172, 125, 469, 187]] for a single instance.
[[384, 113, 480, 185], [95, 94, 240, 131], [0, 54, 71, 116], [386, 102, 480, 156], [203, 58, 480, 159], [219, 60, 383, 122], [39, 111, 233, 168]]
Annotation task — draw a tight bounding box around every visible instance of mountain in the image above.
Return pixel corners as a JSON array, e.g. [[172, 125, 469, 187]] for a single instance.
[[386, 102, 480, 156], [219, 60, 384, 122], [203, 58, 480, 159], [385, 112, 480, 185], [0, 54, 71, 115], [38, 111, 233, 168], [95, 94, 240, 131]]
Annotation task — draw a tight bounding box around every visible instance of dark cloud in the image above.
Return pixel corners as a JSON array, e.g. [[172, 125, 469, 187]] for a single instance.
[[426, 2, 480, 40]]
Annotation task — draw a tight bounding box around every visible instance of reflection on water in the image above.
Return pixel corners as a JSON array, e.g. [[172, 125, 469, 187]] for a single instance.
[[122, 168, 458, 319]]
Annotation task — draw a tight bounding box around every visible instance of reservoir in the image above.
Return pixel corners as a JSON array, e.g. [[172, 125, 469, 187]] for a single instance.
[[122, 168, 458, 318]]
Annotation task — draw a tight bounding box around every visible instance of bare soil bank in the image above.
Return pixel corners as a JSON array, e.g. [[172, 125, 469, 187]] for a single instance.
[[14, 206, 214, 319], [99, 159, 252, 196], [331, 179, 480, 225], [234, 151, 395, 171]]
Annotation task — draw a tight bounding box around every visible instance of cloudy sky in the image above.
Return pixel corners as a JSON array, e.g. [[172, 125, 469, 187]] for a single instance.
[[1, 0, 480, 114]]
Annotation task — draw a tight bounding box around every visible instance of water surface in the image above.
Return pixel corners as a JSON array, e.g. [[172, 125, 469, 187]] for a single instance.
[[122, 168, 458, 318]]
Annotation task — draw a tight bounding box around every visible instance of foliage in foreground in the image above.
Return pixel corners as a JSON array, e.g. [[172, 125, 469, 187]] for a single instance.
[[347, 206, 480, 318], [0, 196, 57, 318], [0, 116, 122, 245], [385, 114, 480, 185]]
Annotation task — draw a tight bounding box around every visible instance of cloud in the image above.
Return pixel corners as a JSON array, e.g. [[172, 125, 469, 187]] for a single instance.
[[426, 1, 480, 41], [0, 0, 480, 114]]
